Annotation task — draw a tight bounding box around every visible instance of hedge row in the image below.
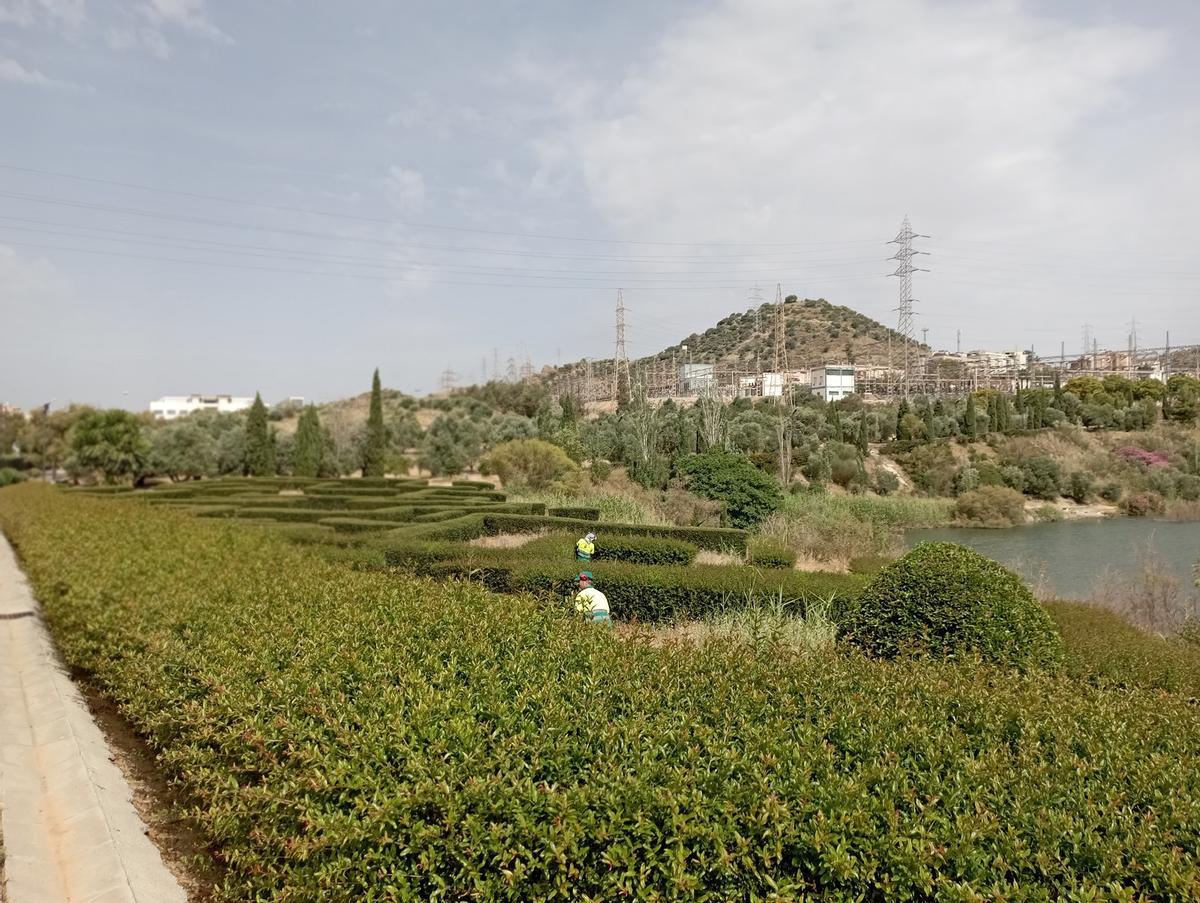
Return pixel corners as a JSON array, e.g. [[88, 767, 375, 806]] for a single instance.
[[519, 532, 698, 567], [546, 505, 601, 520], [4, 485, 1198, 900]]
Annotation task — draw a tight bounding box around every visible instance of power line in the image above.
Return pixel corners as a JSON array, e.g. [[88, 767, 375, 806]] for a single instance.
[[0, 164, 882, 249]]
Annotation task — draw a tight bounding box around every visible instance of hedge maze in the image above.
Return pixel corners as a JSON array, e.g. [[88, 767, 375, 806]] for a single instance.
[[74, 476, 867, 621]]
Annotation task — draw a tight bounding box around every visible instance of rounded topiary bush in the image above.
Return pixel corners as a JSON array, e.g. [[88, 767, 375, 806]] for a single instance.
[[841, 541, 1063, 668]]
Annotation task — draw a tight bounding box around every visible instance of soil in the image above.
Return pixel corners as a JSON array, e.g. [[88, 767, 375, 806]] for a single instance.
[[72, 674, 223, 903], [469, 532, 542, 548], [1026, 499, 1119, 520]]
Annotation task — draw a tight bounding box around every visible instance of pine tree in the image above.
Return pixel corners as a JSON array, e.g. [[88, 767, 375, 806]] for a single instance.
[[267, 427, 278, 475], [964, 394, 978, 441], [856, 411, 869, 454], [363, 368, 386, 477], [244, 392, 271, 476], [293, 405, 323, 478]]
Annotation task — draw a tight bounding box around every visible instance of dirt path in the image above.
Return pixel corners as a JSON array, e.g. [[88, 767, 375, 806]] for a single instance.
[[0, 536, 187, 903]]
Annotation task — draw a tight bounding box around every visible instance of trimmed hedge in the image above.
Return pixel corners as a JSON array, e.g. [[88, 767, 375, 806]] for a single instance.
[[5, 486, 1200, 900], [519, 533, 698, 566], [842, 542, 1064, 669], [547, 506, 601, 520], [474, 514, 747, 552], [747, 538, 797, 569], [318, 517, 410, 533]]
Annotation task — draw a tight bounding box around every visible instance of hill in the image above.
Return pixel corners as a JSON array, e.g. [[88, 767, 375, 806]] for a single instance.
[[550, 297, 923, 391]]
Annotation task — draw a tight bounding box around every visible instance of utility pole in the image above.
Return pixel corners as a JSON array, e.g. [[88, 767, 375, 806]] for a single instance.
[[956, 329, 961, 355], [1165, 331, 1171, 384], [1128, 317, 1138, 377], [492, 347, 500, 381], [922, 327, 929, 348], [888, 215, 929, 397], [772, 283, 787, 372], [1082, 324, 1092, 371], [613, 288, 628, 400]]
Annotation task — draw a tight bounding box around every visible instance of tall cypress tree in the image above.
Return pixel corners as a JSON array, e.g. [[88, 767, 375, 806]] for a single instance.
[[293, 405, 322, 478], [1053, 371, 1064, 408], [856, 411, 869, 454], [244, 392, 271, 476], [964, 394, 978, 441], [987, 394, 999, 432], [363, 368, 386, 477], [924, 403, 936, 439], [896, 398, 911, 440], [830, 407, 843, 442]]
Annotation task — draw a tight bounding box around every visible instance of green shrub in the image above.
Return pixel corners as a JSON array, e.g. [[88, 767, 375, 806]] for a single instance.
[[1064, 471, 1094, 504], [1121, 491, 1166, 517], [3, 486, 1200, 899], [1045, 600, 1200, 696], [0, 467, 25, 486], [873, 470, 899, 495], [317, 516, 409, 533], [590, 534, 697, 566], [1098, 481, 1123, 503], [588, 459, 612, 484], [479, 439, 578, 492], [1017, 456, 1062, 500], [746, 537, 797, 569], [953, 486, 1027, 528], [842, 542, 1064, 668], [847, 554, 893, 576], [546, 506, 600, 520], [892, 442, 957, 496], [1178, 474, 1200, 502], [678, 451, 783, 529]]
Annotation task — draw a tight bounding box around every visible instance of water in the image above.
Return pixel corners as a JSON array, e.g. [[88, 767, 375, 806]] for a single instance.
[[906, 519, 1200, 601]]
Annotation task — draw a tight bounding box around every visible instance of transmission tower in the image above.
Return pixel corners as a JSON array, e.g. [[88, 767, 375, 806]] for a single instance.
[[613, 288, 629, 398], [519, 354, 533, 381], [748, 283, 765, 331], [439, 367, 458, 394], [888, 215, 929, 396], [1081, 324, 1092, 368], [773, 283, 786, 372]]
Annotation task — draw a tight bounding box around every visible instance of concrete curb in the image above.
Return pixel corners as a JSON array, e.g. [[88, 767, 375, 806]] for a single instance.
[[0, 536, 186, 903]]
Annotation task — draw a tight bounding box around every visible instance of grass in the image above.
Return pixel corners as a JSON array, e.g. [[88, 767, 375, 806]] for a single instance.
[[509, 490, 667, 526], [759, 491, 952, 563]]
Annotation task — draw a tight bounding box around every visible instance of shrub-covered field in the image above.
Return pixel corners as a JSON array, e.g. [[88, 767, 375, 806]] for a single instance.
[[2, 484, 1200, 900]]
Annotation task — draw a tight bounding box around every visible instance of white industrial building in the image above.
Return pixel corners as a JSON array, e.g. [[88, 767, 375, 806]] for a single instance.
[[808, 364, 856, 402], [149, 395, 255, 420]]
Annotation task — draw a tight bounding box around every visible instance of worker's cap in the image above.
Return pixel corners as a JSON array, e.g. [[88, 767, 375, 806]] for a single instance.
[[585, 532, 596, 542], [576, 571, 594, 583]]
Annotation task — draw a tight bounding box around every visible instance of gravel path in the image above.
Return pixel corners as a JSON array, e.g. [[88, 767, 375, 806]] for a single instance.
[[0, 536, 185, 903]]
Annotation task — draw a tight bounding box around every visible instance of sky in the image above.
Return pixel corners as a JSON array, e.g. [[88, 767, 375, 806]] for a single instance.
[[1, 0, 1198, 409]]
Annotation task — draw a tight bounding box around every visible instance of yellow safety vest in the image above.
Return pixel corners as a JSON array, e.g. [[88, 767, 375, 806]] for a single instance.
[[575, 538, 595, 560]]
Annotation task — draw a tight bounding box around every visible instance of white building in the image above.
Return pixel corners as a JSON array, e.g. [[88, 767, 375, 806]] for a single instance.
[[808, 364, 856, 402], [149, 394, 255, 420]]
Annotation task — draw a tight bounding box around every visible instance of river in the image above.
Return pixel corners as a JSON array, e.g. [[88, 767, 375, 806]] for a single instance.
[[907, 519, 1200, 602]]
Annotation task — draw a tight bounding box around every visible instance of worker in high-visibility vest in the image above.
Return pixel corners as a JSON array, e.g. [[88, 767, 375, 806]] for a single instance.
[[574, 571, 610, 622], [575, 532, 596, 561]]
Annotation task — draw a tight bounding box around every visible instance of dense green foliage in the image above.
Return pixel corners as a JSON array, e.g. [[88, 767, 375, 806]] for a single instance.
[[363, 368, 387, 478], [292, 405, 323, 478], [243, 393, 272, 477], [953, 486, 1027, 528], [2, 486, 1199, 899], [843, 542, 1064, 668], [1045, 600, 1200, 697], [70, 409, 149, 482], [678, 451, 783, 528], [479, 439, 578, 492]]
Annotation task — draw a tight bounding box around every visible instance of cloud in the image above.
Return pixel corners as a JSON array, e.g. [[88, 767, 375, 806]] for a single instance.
[[384, 166, 427, 213], [0, 0, 85, 29], [140, 0, 230, 44], [559, 0, 1188, 345], [0, 54, 82, 88]]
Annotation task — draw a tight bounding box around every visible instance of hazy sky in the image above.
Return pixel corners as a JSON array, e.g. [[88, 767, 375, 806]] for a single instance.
[[2, 0, 1198, 409]]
